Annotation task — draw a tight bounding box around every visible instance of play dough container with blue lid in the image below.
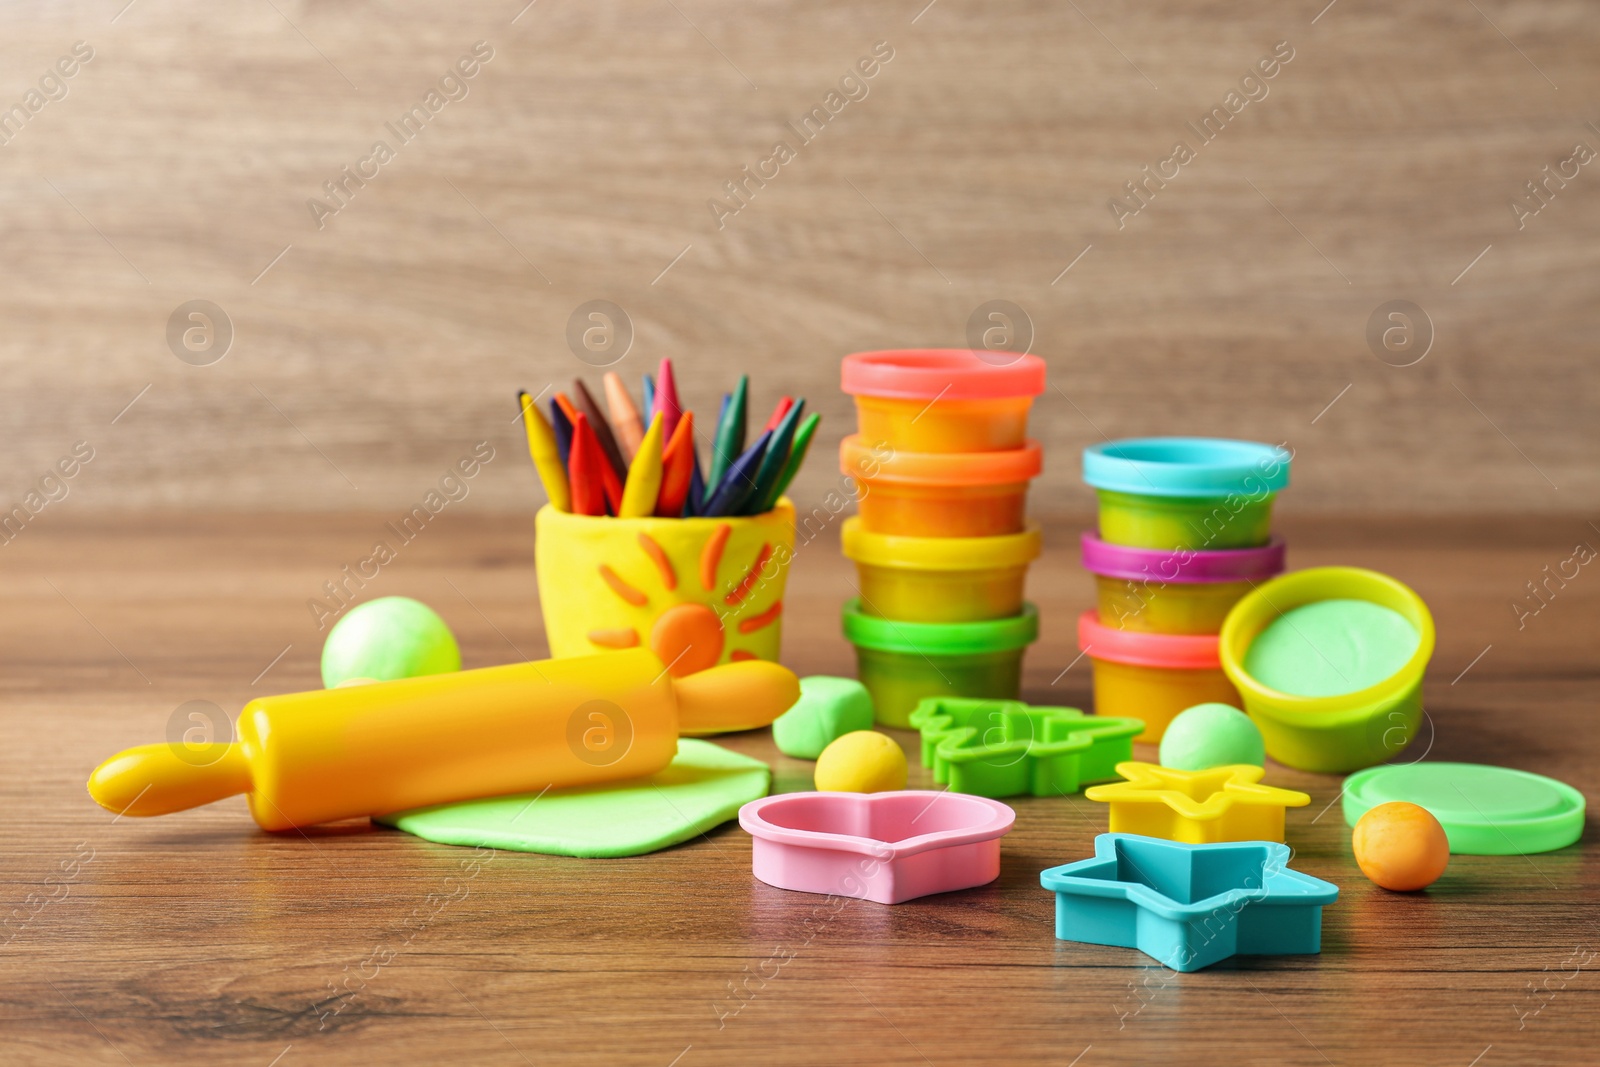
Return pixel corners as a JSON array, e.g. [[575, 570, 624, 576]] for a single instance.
[[842, 517, 1042, 622], [843, 600, 1038, 728], [1078, 611, 1240, 742], [1081, 532, 1286, 634], [1219, 566, 1435, 773], [1083, 438, 1291, 550]]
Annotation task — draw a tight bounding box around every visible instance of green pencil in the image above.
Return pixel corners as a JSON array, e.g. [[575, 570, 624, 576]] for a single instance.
[[741, 398, 804, 515], [753, 411, 819, 513], [705, 374, 748, 505]]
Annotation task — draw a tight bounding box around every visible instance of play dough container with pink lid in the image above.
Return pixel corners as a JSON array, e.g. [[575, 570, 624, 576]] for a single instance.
[[1084, 438, 1291, 550], [1219, 566, 1435, 773], [1082, 532, 1286, 634], [841, 348, 1047, 453], [844, 600, 1038, 727], [1078, 611, 1240, 742], [842, 435, 1041, 537], [842, 518, 1042, 622]]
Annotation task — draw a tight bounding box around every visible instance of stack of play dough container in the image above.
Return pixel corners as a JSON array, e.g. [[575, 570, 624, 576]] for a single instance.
[[838, 349, 1047, 727], [1076, 438, 1291, 741]]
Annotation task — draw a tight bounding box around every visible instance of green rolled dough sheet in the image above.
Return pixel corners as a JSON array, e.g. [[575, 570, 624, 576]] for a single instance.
[[376, 739, 769, 858], [1244, 599, 1419, 697]]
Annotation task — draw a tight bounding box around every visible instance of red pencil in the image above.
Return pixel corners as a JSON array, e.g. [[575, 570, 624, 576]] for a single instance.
[[653, 358, 682, 441], [763, 396, 793, 432], [654, 411, 696, 517], [566, 412, 609, 516]]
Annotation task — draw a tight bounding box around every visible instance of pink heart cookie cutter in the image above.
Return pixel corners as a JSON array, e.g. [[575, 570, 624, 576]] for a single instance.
[[738, 790, 1016, 904]]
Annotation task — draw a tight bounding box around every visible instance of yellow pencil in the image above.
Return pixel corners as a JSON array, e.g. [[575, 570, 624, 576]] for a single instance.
[[518, 391, 571, 512], [604, 371, 646, 460], [618, 416, 665, 518]]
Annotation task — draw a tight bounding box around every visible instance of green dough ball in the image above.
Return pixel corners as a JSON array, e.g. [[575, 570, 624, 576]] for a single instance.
[[321, 597, 461, 688], [772, 676, 875, 759], [1158, 703, 1265, 771]]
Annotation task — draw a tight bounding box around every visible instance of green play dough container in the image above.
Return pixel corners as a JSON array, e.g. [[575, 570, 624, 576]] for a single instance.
[[842, 600, 1038, 728], [1096, 490, 1275, 550], [1219, 567, 1435, 773]]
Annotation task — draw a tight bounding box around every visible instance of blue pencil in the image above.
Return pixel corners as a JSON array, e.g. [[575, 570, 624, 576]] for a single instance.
[[548, 397, 573, 465], [683, 447, 706, 518], [701, 430, 771, 518], [642, 373, 655, 428], [741, 399, 804, 515]]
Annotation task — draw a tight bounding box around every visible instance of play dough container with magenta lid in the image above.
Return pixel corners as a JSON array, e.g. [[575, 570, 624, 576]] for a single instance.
[[1083, 438, 1290, 550], [1078, 612, 1240, 743], [1082, 532, 1286, 634], [1220, 566, 1435, 773], [841, 348, 1047, 453], [842, 435, 1041, 537], [842, 517, 1042, 622], [843, 600, 1038, 728]]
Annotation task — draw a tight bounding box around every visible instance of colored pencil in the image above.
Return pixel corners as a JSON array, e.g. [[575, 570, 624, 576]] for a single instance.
[[571, 377, 628, 481], [684, 448, 705, 518], [762, 412, 820, 510], [654, 411, 696, 518], [603, 372, 645, 460], [618, 417, 665, 518], [742, 399, 803, 515], [701, 429, 771, 518], [553, 392, 582, 427], [641, 374, 655, 426], [705, 374, 748, 506], [763, 396, 794, 432], [548, 397, 573, 465], [566, 412, 607, 516], [653, 359, 683, 441], [517, 391, 570, 513]]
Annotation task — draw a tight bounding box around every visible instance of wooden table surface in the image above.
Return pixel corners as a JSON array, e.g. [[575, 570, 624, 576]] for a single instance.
[[0, 512, 1595, 1066]]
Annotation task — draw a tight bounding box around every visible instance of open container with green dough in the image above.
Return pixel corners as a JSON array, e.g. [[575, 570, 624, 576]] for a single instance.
[[1219, 566, 1435, 772]]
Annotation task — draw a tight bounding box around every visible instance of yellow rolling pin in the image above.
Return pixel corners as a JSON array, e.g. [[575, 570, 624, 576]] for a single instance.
[[87, 649, 797, 831]]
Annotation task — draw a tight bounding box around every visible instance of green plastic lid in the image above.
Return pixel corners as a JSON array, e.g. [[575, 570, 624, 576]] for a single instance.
[[842, 600, 1038, 656], [1342, 762, 1585, 855]]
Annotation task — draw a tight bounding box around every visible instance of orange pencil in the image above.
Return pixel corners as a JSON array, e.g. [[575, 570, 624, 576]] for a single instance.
[[603, 372, 645, 460], [554, 392, 582, 428], [654, 411, 696, 517], [566, 412, 608, 516], [763, 396, 794, 432]]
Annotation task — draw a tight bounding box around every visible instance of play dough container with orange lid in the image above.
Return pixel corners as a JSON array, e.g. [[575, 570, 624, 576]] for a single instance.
[[842, 517, 1042, 622], [843, 600, 1038, 727], [841, 348, 1047, 453], [1081, 532, 1286, 634], [1219, 566, 1435, 773], [1078, 611, 1240, 742], [842, 435, 1041, 537], [1084, 438, 1291, 550]]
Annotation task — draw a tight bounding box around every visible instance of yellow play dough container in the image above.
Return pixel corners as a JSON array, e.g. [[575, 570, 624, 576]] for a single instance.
[[534, 500, 795, 677], [840, 518, 1042, 622], [1078, 611, 1239, 742]]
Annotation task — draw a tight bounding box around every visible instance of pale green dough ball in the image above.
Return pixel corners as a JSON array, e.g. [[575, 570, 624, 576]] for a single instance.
[[772, 676, 875, 759], [1159, 703, 1265, 770], [321, 597, 461, 688]]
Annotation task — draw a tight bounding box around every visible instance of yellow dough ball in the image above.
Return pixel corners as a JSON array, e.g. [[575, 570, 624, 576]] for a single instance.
[[813, 731, 908, 793]]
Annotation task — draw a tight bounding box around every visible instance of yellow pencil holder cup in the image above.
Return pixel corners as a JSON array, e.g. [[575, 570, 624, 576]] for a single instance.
[[534, 500, 796, 679]]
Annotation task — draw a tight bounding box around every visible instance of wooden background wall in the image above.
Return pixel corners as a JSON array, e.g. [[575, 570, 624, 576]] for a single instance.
[[1, 0, 1595, 519]]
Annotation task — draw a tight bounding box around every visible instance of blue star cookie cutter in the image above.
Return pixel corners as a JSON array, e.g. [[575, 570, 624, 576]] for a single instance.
[[1040, 833, 1339, 972], [907, 698, 1143, 798]]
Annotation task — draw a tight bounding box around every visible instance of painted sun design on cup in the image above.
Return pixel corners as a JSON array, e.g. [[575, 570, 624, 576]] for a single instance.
[[534, 502, 794, 676]]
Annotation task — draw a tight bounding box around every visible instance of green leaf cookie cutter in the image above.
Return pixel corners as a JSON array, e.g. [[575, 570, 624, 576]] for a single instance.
[[907, 698, 1144, 799]]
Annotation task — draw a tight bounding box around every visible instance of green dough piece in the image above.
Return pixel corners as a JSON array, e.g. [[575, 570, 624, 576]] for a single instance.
[[1158, 703, 1264, 771], [1244, 599, 1419, 697], [772, 676, 875, 759], [377, 740, 769, 858], [321, 596, 461, 688]]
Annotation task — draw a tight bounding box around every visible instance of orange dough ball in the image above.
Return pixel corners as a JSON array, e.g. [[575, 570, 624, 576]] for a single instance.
[[1351, 801, 1450, 891]]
